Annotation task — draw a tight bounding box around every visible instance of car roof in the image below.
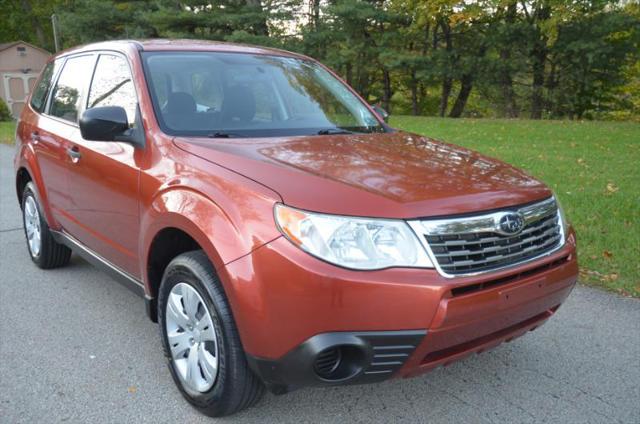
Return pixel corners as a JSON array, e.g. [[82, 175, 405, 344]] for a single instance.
[[53, 39, 307, 60]]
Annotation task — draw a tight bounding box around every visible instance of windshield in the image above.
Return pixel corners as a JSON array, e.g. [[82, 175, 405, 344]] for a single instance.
[[141, 52, 385, 137]]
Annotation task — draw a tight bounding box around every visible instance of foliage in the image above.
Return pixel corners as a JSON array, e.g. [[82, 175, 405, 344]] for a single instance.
[[1, 0, 638, 120], [0, 121, 16, 144], [549, 10, 639, 119], [0, 98, 12, 121], [0, 0, 64, 52], [57, 0, 154, 45], [392, 115, 640, 297]]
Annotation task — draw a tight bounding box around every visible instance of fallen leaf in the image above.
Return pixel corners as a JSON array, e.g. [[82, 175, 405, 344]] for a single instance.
[[605, 183, 619, 194], [603, 250, 613, 259], [128, 386, 137, 394], [600, 273, 619, 283]]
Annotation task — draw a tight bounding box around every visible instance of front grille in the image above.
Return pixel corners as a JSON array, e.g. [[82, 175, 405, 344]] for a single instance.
[[411, 197, 564, 276], [449, 256, 569, 297]]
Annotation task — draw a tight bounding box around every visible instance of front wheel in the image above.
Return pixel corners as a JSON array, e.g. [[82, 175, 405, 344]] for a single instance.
[[157, 250, 264, 417], [21, 182, 71, 269]]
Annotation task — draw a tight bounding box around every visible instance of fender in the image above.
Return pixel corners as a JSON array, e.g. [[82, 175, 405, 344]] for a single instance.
[[140, 185, 281, 293]]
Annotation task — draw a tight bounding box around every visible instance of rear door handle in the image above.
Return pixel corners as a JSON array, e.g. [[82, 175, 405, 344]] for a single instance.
[[31, 131, 40, 144], [67, 146, 82, 163]]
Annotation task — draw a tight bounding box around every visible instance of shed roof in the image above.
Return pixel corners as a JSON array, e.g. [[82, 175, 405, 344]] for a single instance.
[[0, 41, 50, 56]]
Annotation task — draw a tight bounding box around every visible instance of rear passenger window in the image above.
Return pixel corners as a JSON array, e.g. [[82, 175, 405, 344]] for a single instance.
[[88, 54, 138, 124], [49, 55, 96, 123], [30, 60, 61, 113]]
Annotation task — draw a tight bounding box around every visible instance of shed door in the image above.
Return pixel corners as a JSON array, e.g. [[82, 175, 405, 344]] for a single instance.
[[2, 72, 39, 118]]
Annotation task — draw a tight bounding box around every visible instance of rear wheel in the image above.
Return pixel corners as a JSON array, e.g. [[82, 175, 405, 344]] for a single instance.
[[157, 250, 264, 417], [22, 182, 71, 269]]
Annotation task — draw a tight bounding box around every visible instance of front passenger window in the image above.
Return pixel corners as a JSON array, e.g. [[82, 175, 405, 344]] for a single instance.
[[88, 54, 138, 125], [49, 55, 95, 123]]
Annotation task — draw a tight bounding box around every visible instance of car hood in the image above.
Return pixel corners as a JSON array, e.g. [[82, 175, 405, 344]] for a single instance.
[[173, 131, 552, 218]]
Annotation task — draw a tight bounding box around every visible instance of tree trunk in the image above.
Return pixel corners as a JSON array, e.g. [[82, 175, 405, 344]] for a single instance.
[[357, 65, 370, 100], [382, 68, 392, 113], [500, 49, 519, 118], [530, 4, 550, 120], [439, 78, 452, 117], [438, 18, 452, 117], [500, 1, 519, 118], [410, 69, 419, 116], [530, 41, 546, 119], [345, 63, 353, 86], [449, 74, 473, 118], [310, 0, 320, 30], [545, 59, 558, 116]]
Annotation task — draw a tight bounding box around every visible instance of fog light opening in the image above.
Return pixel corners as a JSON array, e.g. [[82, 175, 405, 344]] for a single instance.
[[313, 345, 365, 382]]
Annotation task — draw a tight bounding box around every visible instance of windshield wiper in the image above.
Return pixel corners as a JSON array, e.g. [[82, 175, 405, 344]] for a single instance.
[[207, 131, 244, 138], [317, 128, 354, 135]]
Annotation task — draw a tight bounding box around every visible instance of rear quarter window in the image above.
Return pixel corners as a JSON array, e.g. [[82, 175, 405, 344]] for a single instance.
[[30, 60, 62, 113]]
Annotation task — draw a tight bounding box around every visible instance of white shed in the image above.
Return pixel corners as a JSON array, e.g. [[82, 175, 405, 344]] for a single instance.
[[0, 41, 51, 118]]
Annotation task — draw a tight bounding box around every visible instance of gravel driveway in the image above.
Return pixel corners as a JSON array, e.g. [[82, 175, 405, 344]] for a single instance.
[[1, 144, 638, 423]]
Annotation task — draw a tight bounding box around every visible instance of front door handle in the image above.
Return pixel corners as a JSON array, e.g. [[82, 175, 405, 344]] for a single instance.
[[67, 146, 82, 163], [31, 131, 40, 144]]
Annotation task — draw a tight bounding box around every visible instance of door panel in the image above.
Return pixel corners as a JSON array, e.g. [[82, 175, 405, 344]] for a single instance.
[[30, 116, 75, 225], [64, 133, 141, 276], [63, 53, 142, 277], [21, 60, 70, 225]]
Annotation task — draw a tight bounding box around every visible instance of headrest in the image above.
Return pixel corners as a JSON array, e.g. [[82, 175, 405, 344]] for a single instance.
[[221, 85, 256, 123], [166, 92, 196, 116]]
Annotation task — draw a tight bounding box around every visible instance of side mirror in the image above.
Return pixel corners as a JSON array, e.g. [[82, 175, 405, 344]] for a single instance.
[[371, 104, 389, 123], [80, 106, 129, 141]]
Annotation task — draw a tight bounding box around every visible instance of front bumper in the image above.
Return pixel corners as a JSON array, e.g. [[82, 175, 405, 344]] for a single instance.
[[222, 229, 578, 393]]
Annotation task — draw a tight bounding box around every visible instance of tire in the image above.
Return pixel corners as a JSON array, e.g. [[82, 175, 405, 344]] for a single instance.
[[22, 182, 71, 269], [157, 250, 264, 417]]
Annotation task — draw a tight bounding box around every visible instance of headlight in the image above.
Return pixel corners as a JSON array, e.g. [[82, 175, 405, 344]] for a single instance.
[[274, 204, 433, 270], [554, 194, 569, 244]]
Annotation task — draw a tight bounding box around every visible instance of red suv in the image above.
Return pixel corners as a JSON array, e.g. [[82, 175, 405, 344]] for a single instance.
[[14, 40, 578, 416]]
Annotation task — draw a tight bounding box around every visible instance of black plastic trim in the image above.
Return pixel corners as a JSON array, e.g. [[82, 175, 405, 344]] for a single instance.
[[246, 330, 426, 394], [145, 295, 158, 322], [51, 230, 145, 297]]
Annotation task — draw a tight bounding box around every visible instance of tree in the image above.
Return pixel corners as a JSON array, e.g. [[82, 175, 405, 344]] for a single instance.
[[0, 0, 63, 51], [6, 0, 637, 121], [550, 10, 640, 119], [58, 0, 154, 47]]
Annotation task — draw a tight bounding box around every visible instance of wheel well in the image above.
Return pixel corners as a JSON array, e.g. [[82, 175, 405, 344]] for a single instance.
[[16, 167, 32, 207], [147, 228, 202, 302]]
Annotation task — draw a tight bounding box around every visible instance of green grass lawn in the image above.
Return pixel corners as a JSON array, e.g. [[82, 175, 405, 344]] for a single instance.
[[2, 118, 638, 296], [392, 116, 639, 297], [0, 121, 15, 145]]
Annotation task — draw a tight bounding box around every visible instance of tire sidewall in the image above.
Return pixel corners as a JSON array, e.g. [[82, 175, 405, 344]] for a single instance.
[[22, 183, 44, 264], [157, 258, 232, 411]]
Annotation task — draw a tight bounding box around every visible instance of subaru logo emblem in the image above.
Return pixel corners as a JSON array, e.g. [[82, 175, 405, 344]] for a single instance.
[[498, 213, 524, 235]]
